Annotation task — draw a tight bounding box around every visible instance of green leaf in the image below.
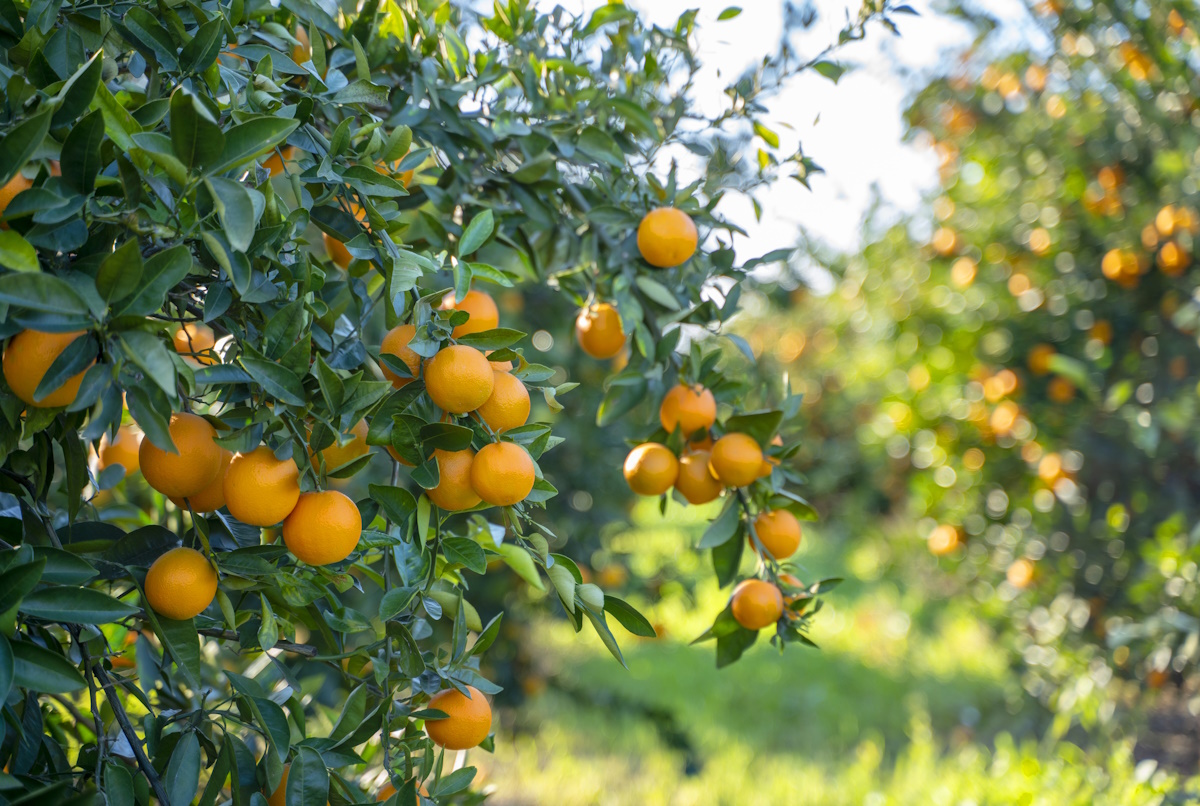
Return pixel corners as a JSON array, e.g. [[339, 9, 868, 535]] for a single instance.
[[812, 61, 846, 83], [0, 558, 46, 614], [51, 51, 103, 127], [165, 732, 201, 806], [97, 239, 144, 305], [723, 410, 783, 447], [379, 586, 417, 621], [60, 110, 106, 194], [369, 484, 416, 526], [12, 640, 85, 693], [442, 536, 486, 575], [331, 79, 390, 106], [382, 125, 413, 163], [209, 117, 299, 175], [118, 245, 194, 316], [419, 422, 474, 451], [496, 543, 544, 591], [0, 635, 13, 704], [205, 177, 258, 252], [180, 17, 224, 74], [171, 89, 225, 172], [0, 231, 38, 272], [577, 126, 624, 167], [287, 746, 329, 806], [124, 7, 180, 70], [753, 122, 780, 148], [19, 587, 137, 624], [433, 767, 477, 797], [582, 607, 626, 668], [0, 111, 50, 187], [120, 331, 178, 398], [547, 562, 576, 614], [239, 357, 305, 406], [155, 616, 201, 686], [458, 209, 494, 256], [0, 272, 88, 314], [717, 6, 742, 20], [716, 626, 757, 668], [31, 548, 97, 584], [456, 328, 524, 350], [635, 276, 681, 310], [603, 595, 656, 637]]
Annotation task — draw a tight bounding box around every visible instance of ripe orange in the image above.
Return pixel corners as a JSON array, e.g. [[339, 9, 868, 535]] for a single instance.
[[169, 449, 232, 513], [1047, 376, 1076, 403], [0, 174, 32, 228], [3, 329, 93, 408], [98, 426, 143, 474], [730, 579, 783, 630], [659, 384, 717, 436], [292, 25, 311, 65], [318, 419, 370, 469], [752, 510, 801, 560], [637, 207, 698, 268], [323, 232, 352, 269], [1158, 241, 1189, 276], [140, 413, 225, 498], [427, 448, 481, 511], [623, 443, 678, 496], [476, 370, 530, 434], [144, 547, 218, 620], [424, 345, 495, 414], [440, 289, 499, 338], [674, 450, 722, 505], [470, 441, 535, 506], [263, 146, 297, 178], [575, 303, 625, 359], [380, 324, 422, 388], [1027, 343, 1055, 376], [282, 490, 362, 565], [709, 434, 763, 488], [172, 322, 217, 365], [223, 446, 301, 526], [425, 685, 492, 750]]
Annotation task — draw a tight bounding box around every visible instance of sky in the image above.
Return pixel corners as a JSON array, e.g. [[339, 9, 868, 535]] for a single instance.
[[538, 0, 1038, 258]]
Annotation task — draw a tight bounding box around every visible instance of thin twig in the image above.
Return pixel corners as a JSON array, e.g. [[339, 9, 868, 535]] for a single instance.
[[196, 627, 319, 657], [90, 662, 172, 805]]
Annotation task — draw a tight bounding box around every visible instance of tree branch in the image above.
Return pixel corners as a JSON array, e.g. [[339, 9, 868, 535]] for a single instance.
[[196, 627, 319, 657], [90, 661, 172, 805]]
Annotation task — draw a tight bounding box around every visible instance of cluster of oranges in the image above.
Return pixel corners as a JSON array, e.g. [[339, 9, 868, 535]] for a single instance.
[[574, 207, 698, 360], [1101, 203, 1196, 288], [378, 288, 537, 511]]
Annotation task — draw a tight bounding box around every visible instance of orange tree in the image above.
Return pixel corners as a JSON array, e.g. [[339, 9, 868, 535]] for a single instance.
[[0, 0, 904, 802], [751, 0, 1200, 733]]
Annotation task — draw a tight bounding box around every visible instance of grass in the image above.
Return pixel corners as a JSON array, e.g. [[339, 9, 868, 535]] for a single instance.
[[468, 501, 1192, 805]]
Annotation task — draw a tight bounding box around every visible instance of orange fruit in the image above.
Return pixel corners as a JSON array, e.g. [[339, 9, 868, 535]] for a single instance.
[[575, 303, 625, 359], [470, 441, 535, 506], [140, 413, 225, 498], [172, 322, 218, 365], [376, 155, 416, 189], [169, 449, 232, 513], [751, 510, 801, 560], [317, 419, 370, 470], [623, 443, 678, 496], [98, 426, 143, 474], [730, 579, 783, 630], [263, 146, 297, 178], [425, 685, 492, 750], [674, 450, 722, 505], [0, 174, 32, 228], [659, 384, 717, 436], [637, 207, 698, 268], [3, 329, 93, 408], [427, 448, 481, 511], [282, 490, 362, 565], [440, 289, 499, 338], [1158, 241, 1189, 276], [709, 434, 763, 487], [380, 324, 422, 388], [223, 446, 301, 526], [424, 345, 495, 414], [144, 547, 218, 620], [476, 370, 530, 434], [1027, 343, 1055, 376], [323, 232, 352, 269], [385, 446, 415, 467], [292, 25, 311, 65]]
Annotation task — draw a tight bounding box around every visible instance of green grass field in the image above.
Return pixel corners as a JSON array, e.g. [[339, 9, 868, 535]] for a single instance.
[[471, 502, 1191, 805]]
